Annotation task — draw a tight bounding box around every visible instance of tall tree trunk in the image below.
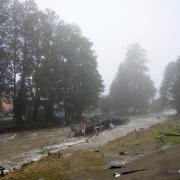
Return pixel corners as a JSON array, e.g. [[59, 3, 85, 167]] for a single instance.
[[14, 39, 27, 123], [44, 100, 54, 122], [33, 100, 39, 122]]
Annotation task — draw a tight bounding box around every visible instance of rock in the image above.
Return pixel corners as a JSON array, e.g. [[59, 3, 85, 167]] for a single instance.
[[119, 151, 125, 155], [48, 150, 63, 158], [109, 165, 122, 169], [113, 173, 121, 177], [94, 150, 100, 153], [3, 169, 9, 175], [139, 154, 145, 157], [109, 160, 128, 169]]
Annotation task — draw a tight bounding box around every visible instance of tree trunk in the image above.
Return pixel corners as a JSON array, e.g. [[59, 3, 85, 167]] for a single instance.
[[44, 100, 54, 122], [14, 94, 25, 123], [33, 101, 39, 122]]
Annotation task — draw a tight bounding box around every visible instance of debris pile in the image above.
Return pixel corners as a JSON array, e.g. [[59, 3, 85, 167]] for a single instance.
[[0, 166, 9, 177], [71, 113, 129, 136]]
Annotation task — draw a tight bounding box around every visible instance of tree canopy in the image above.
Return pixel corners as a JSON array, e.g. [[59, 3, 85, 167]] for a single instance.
[[160, 58, 180, 114], [0, 0, 104, 124], [110, 44, 156, 114]]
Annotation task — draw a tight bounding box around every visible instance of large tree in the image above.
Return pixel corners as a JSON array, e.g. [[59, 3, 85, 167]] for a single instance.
[[0, 0, 103, 124], [57, 24, 104, 123], [160, 61, 178, 108], [161, 58, 180, 114], [171, 61, 180, 114], [110, 43, 156, 114], [0, 0, 13, 99]]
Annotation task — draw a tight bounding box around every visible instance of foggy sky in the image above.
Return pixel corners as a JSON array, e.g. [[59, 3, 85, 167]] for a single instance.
[[35, 0, 180, 94]]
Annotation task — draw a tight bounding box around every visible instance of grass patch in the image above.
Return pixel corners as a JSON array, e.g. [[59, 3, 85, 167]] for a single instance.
[[105, 121, 180, 155], [3, 150, 105, 180]]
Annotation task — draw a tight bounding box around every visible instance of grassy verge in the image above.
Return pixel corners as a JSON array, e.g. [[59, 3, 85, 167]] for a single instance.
[[105, 120, 180, 155]]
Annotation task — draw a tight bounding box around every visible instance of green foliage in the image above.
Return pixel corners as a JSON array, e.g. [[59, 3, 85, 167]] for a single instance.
[[99, 95, 112, 113], [160, 58, 180, 114], [148, 98, 163, 113], [0, 0, 103, 124], [0, 0, 13, 98], [110, 43, 156, 114], [171, 59, 180, 114], [160, 61, 178, 107]]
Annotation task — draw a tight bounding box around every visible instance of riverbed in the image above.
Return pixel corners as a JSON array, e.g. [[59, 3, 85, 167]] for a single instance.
[[0, 110, 175, 170]]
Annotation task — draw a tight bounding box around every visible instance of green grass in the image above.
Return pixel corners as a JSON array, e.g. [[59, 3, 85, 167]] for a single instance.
[[3, 150, 105, 180], [105, 121, 180, 155]]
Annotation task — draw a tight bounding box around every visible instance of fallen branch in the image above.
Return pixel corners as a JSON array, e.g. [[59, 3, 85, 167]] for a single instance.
[[113, 169, 148, 177], [159, 132, 180, 136]]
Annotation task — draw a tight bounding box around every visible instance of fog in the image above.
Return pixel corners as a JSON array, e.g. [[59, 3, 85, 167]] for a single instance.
[[31, 0, 180, 93], [1, 1, 180, 176]]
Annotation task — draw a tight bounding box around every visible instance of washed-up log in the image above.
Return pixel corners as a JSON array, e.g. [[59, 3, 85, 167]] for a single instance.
[[159, 132, 180, 136], [110, 165, 122, 169], [112, 169, 147, 177], [168, 169, 180, 174], [121, 169, 147, 175]]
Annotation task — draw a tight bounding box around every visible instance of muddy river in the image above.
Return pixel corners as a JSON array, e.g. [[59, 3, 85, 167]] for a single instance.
[[0, 110, 175, 170]]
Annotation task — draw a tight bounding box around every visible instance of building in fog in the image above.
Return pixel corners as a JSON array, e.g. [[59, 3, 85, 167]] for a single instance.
[[0, 93, 13, 113]]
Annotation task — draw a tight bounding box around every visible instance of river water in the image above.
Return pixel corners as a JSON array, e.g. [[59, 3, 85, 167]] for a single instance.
[[0, 110, 175, 170]]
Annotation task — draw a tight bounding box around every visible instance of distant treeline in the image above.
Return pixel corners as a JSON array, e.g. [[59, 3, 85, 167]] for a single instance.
[[0, 0, 103, 124], [1, 1, 180, 128], [100, 44, 180, 116]]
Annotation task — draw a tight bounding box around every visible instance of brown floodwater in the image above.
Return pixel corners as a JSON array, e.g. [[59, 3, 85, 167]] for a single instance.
[[0, 110, 175, 170]]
